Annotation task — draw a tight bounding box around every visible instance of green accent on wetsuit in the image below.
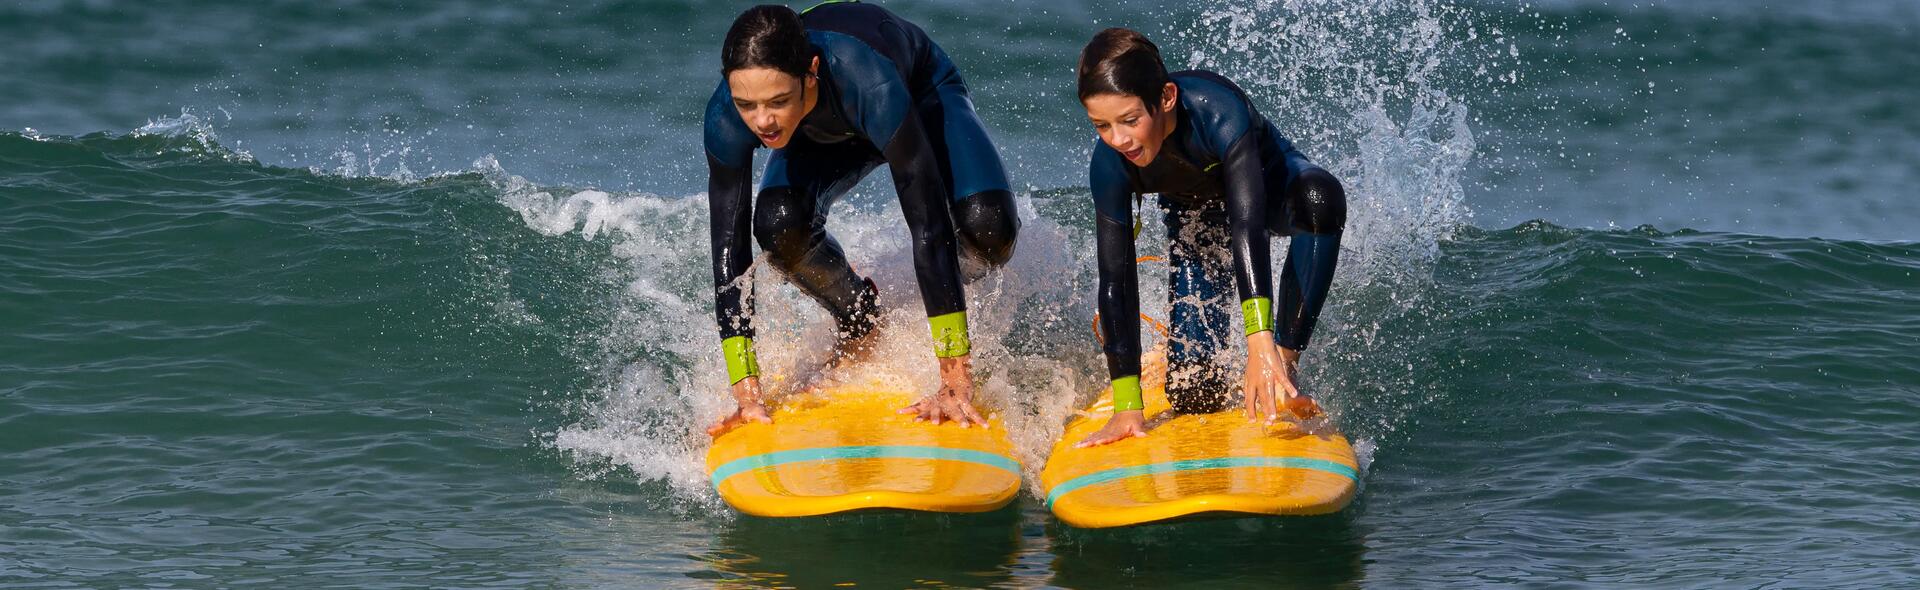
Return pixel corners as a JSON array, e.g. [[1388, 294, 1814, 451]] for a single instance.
[[800, 0, 858, 15], [929, 311, 971, 358], [1241, 297, 1275, 336], [723, 336, 760, 384], [1111, 375, 1144, 412]]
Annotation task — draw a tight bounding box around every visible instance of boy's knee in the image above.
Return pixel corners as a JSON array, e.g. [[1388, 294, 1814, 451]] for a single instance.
[[1282, 168, 1347, 234], [1166, 365, 1234, 414]]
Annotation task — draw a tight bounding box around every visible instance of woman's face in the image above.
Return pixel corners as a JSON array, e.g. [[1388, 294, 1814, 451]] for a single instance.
[[1083, 83, 1178, 166], [727, 60, 817, 149]]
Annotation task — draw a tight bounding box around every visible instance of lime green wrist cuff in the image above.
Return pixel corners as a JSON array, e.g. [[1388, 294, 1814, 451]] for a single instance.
[[722, 336, 759, 384], [929, 311, 971, 358], [1241, 297, 1276, 336], [1110, 376, 1144, 412]]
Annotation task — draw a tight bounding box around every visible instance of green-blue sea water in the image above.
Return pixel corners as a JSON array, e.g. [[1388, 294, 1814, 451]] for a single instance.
[[4, 1, 1918, 587]]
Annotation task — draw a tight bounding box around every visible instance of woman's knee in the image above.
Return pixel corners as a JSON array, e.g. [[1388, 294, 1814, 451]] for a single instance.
[[952, 189, 1020, 266], [752, 187, 816, 265]]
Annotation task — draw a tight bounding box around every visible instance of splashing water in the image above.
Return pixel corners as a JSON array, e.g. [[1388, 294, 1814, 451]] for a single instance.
[[1176, 0, 1481, 275], [497, 156, 1114, 503], [132, 108, 256, 163], [1170, 0, 1487, 447]]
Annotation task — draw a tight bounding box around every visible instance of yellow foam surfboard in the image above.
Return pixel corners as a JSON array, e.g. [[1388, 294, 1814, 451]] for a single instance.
[[706, 380, 1021, 517], [1040, 352, 1359, 528]]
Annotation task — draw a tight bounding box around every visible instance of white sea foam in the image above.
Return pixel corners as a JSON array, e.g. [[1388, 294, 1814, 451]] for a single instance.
[[490, 155, 1114, 504]]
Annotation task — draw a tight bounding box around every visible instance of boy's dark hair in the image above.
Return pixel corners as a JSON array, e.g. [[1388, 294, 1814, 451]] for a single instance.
[[721, 5, 811, 77], [1077, 28, 1171, 107]]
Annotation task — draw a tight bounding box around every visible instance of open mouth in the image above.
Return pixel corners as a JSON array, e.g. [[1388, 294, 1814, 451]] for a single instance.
[[757, 130, 782, 144], [1122, 147, 1146, 162]]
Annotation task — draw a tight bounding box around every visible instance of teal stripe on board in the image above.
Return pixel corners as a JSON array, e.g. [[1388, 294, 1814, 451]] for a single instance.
[[1045, 457, 1359, 507], [710, 445, 1020, 489]]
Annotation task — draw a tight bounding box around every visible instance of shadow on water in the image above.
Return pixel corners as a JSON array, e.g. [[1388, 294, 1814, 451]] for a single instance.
[[694, 505, 1024, 588], [1045, 511, 1369, 589]]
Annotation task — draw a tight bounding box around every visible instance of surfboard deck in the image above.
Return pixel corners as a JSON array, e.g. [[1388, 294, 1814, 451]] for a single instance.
[[1040, 351, 1359, 528], [706, 379, 1022, 517]]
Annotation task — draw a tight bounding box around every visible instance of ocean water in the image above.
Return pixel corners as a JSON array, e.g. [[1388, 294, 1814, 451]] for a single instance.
[[4, 1, 1918, 587]]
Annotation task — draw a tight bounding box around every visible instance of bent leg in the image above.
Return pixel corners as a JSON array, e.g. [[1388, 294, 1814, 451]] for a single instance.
[[919, 71, 1019, 273], [1269, 167, 1348, 350], [952, 189, 1019, 268], [752, 141, 884, 339], [1163, 201, 1238, 414]]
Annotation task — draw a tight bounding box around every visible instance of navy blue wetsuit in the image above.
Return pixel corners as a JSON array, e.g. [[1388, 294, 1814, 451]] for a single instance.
[[1090, 70, 1347, 413], [704, 2, 1018, 370]]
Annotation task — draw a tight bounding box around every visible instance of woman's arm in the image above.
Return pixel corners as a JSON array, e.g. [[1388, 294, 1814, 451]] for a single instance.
[[704, 82, 764, 384], [703, 83, 776, 437]]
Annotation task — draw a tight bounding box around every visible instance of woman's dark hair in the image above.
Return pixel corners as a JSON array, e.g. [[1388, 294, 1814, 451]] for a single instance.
[[1077, 28, 1172, 108], [721, 5, 811, 77]]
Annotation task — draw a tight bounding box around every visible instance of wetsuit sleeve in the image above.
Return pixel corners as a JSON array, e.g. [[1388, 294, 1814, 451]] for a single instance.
[[1173, 72, 1282, 336], [1090, 143, 1144, 410], [704, 82, 761, 382], [1221, 129, 1276, 335], [850, 40, 971, 357]]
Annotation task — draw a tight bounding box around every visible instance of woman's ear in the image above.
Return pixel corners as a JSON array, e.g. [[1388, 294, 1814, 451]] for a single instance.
[[804, 56, 821, 92], [1159, 82, 1179, 114]]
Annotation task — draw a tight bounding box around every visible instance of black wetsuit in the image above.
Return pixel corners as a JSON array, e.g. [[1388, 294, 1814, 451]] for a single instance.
[[1089, 70, 1347, 413], [704, 2, 1018, 380]]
